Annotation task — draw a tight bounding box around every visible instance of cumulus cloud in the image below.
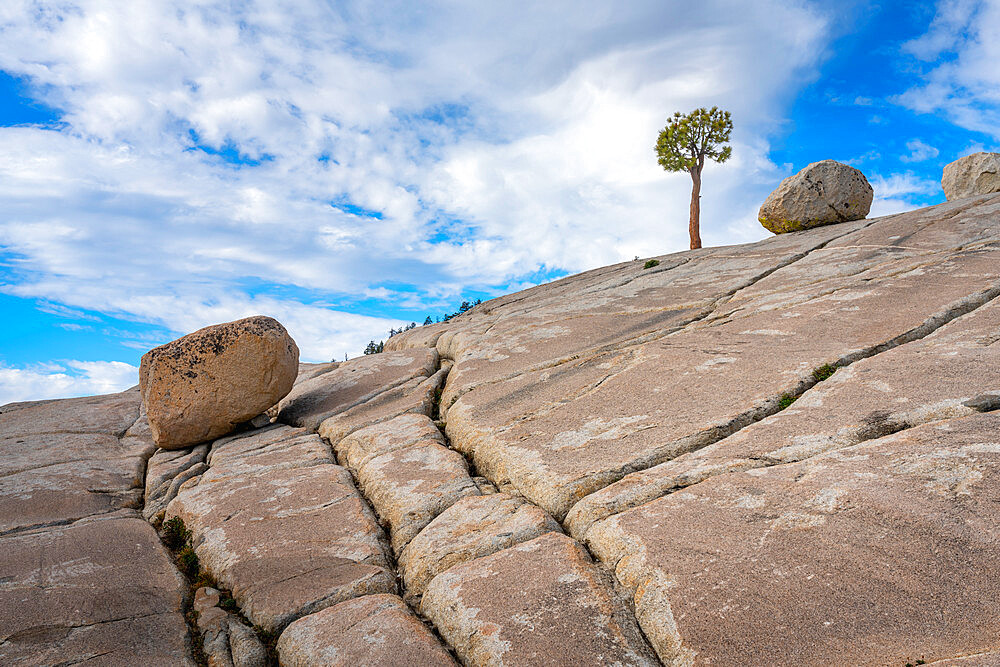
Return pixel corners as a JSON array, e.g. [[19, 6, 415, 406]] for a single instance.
[[0, 0, 836, 370], [867, 171, 943, 217], [894, 0, 1000, 141], [0, 360, 138, 405], [900, 138, 941, 163]]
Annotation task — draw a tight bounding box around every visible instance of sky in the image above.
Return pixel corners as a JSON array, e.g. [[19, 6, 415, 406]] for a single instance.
[[1, 0, 998, 404]]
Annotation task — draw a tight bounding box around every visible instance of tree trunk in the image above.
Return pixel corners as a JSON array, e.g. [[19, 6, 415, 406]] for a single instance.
[[688, 167, 702, 250]]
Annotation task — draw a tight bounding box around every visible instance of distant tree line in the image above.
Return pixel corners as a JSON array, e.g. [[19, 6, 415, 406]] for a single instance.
[[361, 298, 482, 356]]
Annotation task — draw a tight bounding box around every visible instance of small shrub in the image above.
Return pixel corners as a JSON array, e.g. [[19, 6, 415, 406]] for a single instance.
[[643, 259, 660, 269], [812, 363, 836, 382], [778, 394, 797, 410], [194, 571, 217, 589], [162, 517, 191, 551], [219, 596, 239, 612], [178, 546, 200, 577]]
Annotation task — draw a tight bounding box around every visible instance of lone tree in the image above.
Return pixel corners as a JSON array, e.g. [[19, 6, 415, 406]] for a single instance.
[[655, 106, 732, 249]]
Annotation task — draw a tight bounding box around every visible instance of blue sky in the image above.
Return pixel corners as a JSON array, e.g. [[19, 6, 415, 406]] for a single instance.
[[1, 0, 998, 403]]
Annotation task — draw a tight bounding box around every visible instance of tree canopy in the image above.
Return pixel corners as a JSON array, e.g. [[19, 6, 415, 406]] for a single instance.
[[655, 106, 732, 174]]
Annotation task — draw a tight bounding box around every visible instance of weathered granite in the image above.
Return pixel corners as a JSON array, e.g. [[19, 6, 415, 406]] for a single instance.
[[5, 194, 1000, 665], [334, 412, 446, 472], [0, 387, 142, 438], [587, 412, 1000, 665], [567, 292, 1000, 538], [0, 391, 153, 535], [141, 316, 299, 448], [277, 594, 456, 667], [925, 653, 1000, 666], [442, 200, 1000, 520], [317, 364, 448, 444], [943, 152, 1000, 200], [399, 493, 561, 601], [432, 223, 871, 413], [333, 414, 480, 553], [165, 426, 395, 633], [277, 348, 438, 430], [193, 586, 267, 667], [0, 511, 191, 665], [759, 159, 873, 233], [144, 443, 210, 522], [355, 440, 480, 553], [421, 532, 659, 666]]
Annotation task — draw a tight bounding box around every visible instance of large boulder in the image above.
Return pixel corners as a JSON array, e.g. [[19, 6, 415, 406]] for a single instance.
[[942, 152, 1000, 200], [139, 316, 298, 449], [759, 159, 873, 234]]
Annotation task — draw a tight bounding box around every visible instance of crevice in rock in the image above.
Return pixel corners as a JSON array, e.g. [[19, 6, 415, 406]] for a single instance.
[[438, 220, 879, 412], [274, 363, 436, 429], [564, 280, 1000, 535], [422, 352, 664, 665], [313, 376, 463, 664], [0, 513, 117, 539], [156, 516, 277, 666]]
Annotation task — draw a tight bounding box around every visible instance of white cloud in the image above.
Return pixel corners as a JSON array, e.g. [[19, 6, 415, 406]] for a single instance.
[[0, 360, 138, 405], [900, 138, 941, 163], [901, 0, 981, 61], [866, 171, 942, 218], [869, 172, 941, 198], [0, 0, 836, 374], [894, 0, 1000, 142]]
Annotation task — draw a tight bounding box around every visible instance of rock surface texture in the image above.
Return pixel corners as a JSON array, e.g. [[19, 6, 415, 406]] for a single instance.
[[0, 391, 191, 665], [943, 151, 1000, 200], [140, 315, 299, 449], [4, 192, 1000, 665], [759, 159, 874, 233], [277, 594, 456, 666]]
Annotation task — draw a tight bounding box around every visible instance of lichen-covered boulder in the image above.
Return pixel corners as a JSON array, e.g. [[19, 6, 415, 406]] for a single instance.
[[942, 152, 1000, 200], [139, 316, 298, 449], [759, 160, 873, 234]]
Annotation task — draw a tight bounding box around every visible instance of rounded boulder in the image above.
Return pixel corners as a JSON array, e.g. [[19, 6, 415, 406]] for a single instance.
[[139, 316, 299, 449], [942, 152, 1000, 201], [759, 160, 873, 234]]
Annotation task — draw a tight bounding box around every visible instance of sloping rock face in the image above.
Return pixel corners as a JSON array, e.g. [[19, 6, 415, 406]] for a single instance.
[[759, 159, 873, 233], [140, 315, 299, 449], [0, 391, 191, 664], [4, 192, 1000, 665], [943, 151, 1000, 200]]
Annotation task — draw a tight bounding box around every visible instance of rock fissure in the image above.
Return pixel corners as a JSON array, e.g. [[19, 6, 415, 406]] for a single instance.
[[435, 223, 874, 413], [421, 353, 664, 665], [564, 278, 1000, 538]]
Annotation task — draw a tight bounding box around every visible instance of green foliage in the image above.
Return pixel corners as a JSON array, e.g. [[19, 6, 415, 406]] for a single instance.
[[162, 516, 200, 577], [387, 322, 417, 337], [442, 298, 482, 322], [363, 340, 384, 355], [162, 516, 191, 551], [778, 394, 797, 410], [812, 363, 837, 382], [655, 106, 733, 174], [643, 259, 660, 269], [178, 546, 200, 577]]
